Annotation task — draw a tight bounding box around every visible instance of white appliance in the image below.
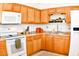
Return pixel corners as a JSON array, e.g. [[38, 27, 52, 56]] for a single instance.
[[69, 10, 79, 56], [0, 12, 21, 24], [4, 32, 27, 56]]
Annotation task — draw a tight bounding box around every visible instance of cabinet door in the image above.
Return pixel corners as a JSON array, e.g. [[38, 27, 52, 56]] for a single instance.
[[56, 7, 66, 13], [54, 36, 64, 54], [33, 35, 41, 53], [41, 10, 49, 24], [41, 34, 46, 50], [65, 12, 71, 24], [34, 9, 41, 24], [0, 40, 8, 56], [71, 6, 79, 10], [63, 36, 70, 55], [65, 7, 71, 24], [13, 3, 21, 12], [0, 3, 3, 11], [27, 7, 34, 23], [45, 35, 54, 52], [48, 8, 56, 15], [32, 38, 38, 53], [37, 38, 41, 51], [21, 5, 28, 24], [3, 3, 13, 11], [27, 36, 33, 56]]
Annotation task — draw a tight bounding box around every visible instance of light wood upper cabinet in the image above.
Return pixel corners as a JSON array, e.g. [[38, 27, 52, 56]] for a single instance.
[[0, 3, 3, 11], [3, 3, 13, 11], [21, 5, 28, 24], [56, 7, 66, 13], [71, 6, 79, 10], [48, 8, 56, 15], [27, 7, 35, 23], [34, 9, 41, 24], [41, 9, 49, 24], [0, 40, 8, 56], [65, 7, 71, 24], [13, 3, 21, 12]]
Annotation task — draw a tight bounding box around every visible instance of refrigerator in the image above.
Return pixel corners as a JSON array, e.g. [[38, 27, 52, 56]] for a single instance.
[[69, 10, 79, 56]]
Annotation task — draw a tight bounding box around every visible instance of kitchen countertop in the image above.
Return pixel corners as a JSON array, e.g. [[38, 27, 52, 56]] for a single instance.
[[26, 31, 70, 37]]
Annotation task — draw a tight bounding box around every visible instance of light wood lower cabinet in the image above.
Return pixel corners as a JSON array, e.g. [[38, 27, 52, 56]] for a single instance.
[[27, 34, 70, 56], [45, 35, 54, 52], [27, 36, 33, 56], [41, 34, 46, 50], [54, 35, 70, 55], [0, 40, 8, 56], [27, 35, 42, 56]]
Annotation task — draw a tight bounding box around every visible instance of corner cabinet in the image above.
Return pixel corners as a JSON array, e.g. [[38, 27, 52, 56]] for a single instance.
[[41, 9, 49, 24], [0, 40, 8, 56], [34, 9, 41, 24]]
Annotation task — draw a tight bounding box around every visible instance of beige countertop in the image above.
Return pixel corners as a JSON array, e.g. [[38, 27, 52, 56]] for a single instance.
[[26, 31, 70, 37]]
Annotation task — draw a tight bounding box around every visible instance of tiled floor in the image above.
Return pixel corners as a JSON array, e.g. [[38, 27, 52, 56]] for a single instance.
[[32, 51, 65, 56]]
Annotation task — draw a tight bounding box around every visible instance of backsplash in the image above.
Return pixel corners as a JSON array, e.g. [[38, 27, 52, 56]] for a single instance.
[[0, 23, 70, 33]]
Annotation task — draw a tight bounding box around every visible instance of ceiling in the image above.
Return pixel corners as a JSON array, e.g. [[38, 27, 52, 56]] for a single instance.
[[21, 3, 79, 9]]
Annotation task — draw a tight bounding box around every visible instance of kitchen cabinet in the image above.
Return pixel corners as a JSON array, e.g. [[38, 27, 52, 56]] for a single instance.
[[27, 36, 33, 56], [54, 35, 65, 54], [41, 9, 49, 24], [21, 5, 28, 24], [63, 36, 70, 55], [65, 7, 71, 24], [54, 35, 70, 55], [48, 8, 56, 15], [34, 9, 41, 24], [45, 35, 54, 52], [3, 3, 13, 11], [56, 7, 66, 13], [0, 3, 3, 11], [33, 35, 41, 53], [0, 40, 8, 56], [41, 34, 46, 50], [13, 3, 21, 12], [27, 7, 35, 23], [71, 6, 79, 10]]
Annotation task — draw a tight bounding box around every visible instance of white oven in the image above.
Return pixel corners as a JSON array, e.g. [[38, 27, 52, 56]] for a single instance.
[[6, 35, 26, 56]]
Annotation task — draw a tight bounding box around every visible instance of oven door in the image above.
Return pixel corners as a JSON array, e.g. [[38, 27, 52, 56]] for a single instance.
[[6, 37, 26, 56]]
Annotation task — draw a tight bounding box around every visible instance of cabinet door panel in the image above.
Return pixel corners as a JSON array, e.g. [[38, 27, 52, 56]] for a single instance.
[[35, 9, 40, 23], [13, 4, 21, 12], [48, 8, 56, 14], [0, 3, 3, 11], [41, 10, 49, 24], [0, 40, 8, 56], [27, 36, 33, 56], [28, 7, 34, 23], [37, 38, 41, 51], [21, 5, 28, 24], [33, 39, 38, 53], [41, 34, 46, 50], [45, 36, 54, 52], [3, 3, 13, 11], [63, 37, 70, 55], [54, 36, 64, 54]]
